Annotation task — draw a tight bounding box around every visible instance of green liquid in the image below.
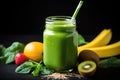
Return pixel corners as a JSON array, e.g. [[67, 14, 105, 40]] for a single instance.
[[43, 19, 77, 71]]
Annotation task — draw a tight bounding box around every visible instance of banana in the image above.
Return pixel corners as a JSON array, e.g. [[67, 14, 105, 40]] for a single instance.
[[78, 29, 112, 54], [83, 41, 120, 58]]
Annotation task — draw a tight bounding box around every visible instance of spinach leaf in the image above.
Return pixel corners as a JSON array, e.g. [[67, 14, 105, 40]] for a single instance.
[[31, 61, 54, 76], [15, 61, 34, 74], [77, 32, 87, 46], [0, 45, 6, 62], [40, 65, 54, 75], [4, 42, 24, 53], [15, 60, 54, 77], [5, 54, 15, 64], [0, 45, 6, 57], [2, 42, 25, 64], [99, 57, 120, 68], [32, 63, 42, 76]]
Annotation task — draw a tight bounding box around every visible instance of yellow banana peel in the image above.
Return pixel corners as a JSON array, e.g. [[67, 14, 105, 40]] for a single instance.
[[78, 29, 112, 54], [78, 41, 120, 58], [78, 28, 120, 58]]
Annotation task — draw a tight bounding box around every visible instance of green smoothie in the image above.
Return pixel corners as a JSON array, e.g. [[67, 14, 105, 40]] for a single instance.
[[43, 16, 77, 71]]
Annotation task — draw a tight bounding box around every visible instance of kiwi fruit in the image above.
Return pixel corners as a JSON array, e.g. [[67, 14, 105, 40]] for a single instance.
[[78, 60, 97, 77], [78, 50, 100, 65]]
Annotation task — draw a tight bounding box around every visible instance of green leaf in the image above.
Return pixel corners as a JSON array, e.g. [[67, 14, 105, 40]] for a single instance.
[[99, 57, 120, 68], [0, 45, 5, 61], [2, 42, 25, 64], [0, 45, 6, 56], [5, 42, 24, 53], [32, 64, 42, 77], [15, 60, 54, 76], [15, 61, 34, 74], [40, 65, 54, 75], [5, 54, 15, 64], [77, 33, 87, 46]]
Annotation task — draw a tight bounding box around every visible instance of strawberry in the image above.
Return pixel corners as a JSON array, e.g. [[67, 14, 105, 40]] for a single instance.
[[15, 53, 28, 65]]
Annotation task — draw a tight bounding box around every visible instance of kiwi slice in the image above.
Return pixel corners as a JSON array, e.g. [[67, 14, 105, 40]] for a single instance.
[[78, 50, 100, 65], [78, 60, 97, 77]]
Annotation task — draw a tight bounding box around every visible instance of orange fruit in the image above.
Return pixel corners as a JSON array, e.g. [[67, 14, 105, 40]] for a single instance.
[[24, 41, 43, 62]]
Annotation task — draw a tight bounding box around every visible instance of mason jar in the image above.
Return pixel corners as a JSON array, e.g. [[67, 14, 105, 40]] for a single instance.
[[43, 16, 78, 71]]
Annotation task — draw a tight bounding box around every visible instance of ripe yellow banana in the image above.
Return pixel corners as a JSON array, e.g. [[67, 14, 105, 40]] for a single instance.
[[78, 29, 112, 54], [82, 41, 120, 58]]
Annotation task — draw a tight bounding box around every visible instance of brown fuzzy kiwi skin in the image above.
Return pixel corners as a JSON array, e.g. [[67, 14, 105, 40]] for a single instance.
[[78, 50, 100, 65]]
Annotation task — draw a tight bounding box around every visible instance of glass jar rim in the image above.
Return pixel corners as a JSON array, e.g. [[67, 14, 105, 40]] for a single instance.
[[45, 16, 76, 32], [46, 16, 76, 22]]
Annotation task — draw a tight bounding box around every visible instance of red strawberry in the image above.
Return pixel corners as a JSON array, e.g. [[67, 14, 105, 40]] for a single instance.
[[15, 53, 28, 65]]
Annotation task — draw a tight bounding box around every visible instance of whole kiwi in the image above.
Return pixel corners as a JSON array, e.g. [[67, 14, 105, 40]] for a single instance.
[[78, 50, 100, 65]]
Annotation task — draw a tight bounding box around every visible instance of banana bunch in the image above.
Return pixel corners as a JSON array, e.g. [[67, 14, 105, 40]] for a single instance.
[[78, 29, 120, 58]]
